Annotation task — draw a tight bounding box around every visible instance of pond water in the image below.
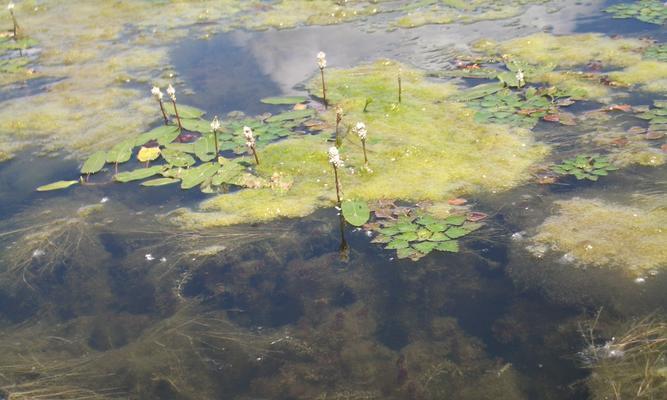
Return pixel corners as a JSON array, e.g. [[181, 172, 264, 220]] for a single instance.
[[0, 1, 666, 399]]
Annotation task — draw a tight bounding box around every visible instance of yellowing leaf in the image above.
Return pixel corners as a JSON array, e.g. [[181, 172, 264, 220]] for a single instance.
[[137, 146, 161, 163]]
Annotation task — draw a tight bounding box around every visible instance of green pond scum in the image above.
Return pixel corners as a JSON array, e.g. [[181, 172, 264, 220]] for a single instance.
[[0, 1, 667, 399]]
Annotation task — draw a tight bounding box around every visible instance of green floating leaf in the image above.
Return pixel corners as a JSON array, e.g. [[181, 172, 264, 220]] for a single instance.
[[194, 134, 218, 162], [386, 239, 410, 250], [413, 241, 437, 254], [266, 109, 314, 122], [81, 150, 107, 175], [260, 96, 308, 105], [435, 240, 460, 253], [106, 140, 134, 164], [141, 177, 180, 187], [445, 227, 469, 239], [341, 200, 370, 226], [162, 148, 196, 168], [135, 125, 180, 146], [451, 82, 504, 102], [428, 232, 449, 242], [211, 162, 245, 186], [114, 166, 164, 183], [443, 215, 466, 226], [395, 231, 419, 242], [169, 104, 205, 119], [36, 180, 79, 192], [180, 162, 220, 189], [181, 118, 212, 133]]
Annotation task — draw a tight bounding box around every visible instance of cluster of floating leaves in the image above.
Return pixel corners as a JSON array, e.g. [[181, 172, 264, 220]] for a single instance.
[[447, 58, 580, 128], [635, 100, 667, 140], [337, 199, 487, 261], [0, 36, 37, 75], [38, 96, 317, 192], [464, 86, 576, 128], [370, 213, 483, 261], [551, 154, 619, 181], [643, 43, 667, 62], [605, 0, 667, 25]]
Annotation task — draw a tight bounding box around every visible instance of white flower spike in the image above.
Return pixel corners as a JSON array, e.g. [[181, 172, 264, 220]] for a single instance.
[[243, 126, 255, 148], [211, 116, 221, 132], [328, 146, 343, 168], [317, 51, 327, 69], [166, 84, 176, 101], [151, 86, 163, 101], [354, 122, 367, 141], [7, 2, 14, 11]]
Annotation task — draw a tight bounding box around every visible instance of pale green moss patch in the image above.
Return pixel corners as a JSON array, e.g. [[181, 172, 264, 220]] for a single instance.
[[175, 61, 548, 227], [532, 198, 667, 276]]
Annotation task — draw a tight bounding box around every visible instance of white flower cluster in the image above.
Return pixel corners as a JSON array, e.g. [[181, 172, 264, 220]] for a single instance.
[[211, 116, 221, 132], [151, 86, 163, 101], [7, 2, 14, 11], [243, 126, 255, 149], [328, 146, 343, 168], [317, 51, 327, 69], [166, 84, 176, 101], [353, 122, 367, 141], [516, 69, 525, 85]]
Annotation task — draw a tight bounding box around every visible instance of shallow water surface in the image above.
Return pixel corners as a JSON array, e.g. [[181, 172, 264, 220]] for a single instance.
[[0, 1, 666, 399]]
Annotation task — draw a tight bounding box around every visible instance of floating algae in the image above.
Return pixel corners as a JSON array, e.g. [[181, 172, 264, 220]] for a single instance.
[[531, 198, 667, 276], [174, 61, 547, 228]]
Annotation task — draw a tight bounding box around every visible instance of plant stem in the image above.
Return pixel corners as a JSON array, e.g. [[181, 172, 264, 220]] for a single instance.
[[333, 165, 341, 204], [171, 100, 183, 131], [252, 147, 260, 165], [158, 100, 168, 125], [398, 71, 402, 103], [213, 130, 219, 155], [10, 10, 18, 39], [320, 68, 327, 109], [362, 139, 368, 165]]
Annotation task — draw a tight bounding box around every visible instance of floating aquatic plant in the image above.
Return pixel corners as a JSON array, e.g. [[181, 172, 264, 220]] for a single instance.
[[341, 199, 370, 226], [369, 212, 483, 261], [551, 154, 618, 181], [317, 51, 327, 109], [605, 0, 667, 25], [458, 86, 577, 128], [643, 43, 667, 62], [635, 100, 667, 137]]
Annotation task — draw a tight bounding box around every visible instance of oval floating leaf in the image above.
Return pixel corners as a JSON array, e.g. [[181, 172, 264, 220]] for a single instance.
[[162, 148, 195, 168], [137, 146, 161, 163], [169, 104, 205, 119], [81, 150, 107, 174], [135, 125, 180, 146], [194, 134, 217, 162], [106, 140, 134, 164], [261, 96, 308, 105], [141, 177, 180, 187], [114, 166, 164, 182], [341, 200, 370, 226], [36, 180, 79, 192], [266, 109, 314, 122], [180, 162, 220, 189], [435, 240, 460, 253]]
